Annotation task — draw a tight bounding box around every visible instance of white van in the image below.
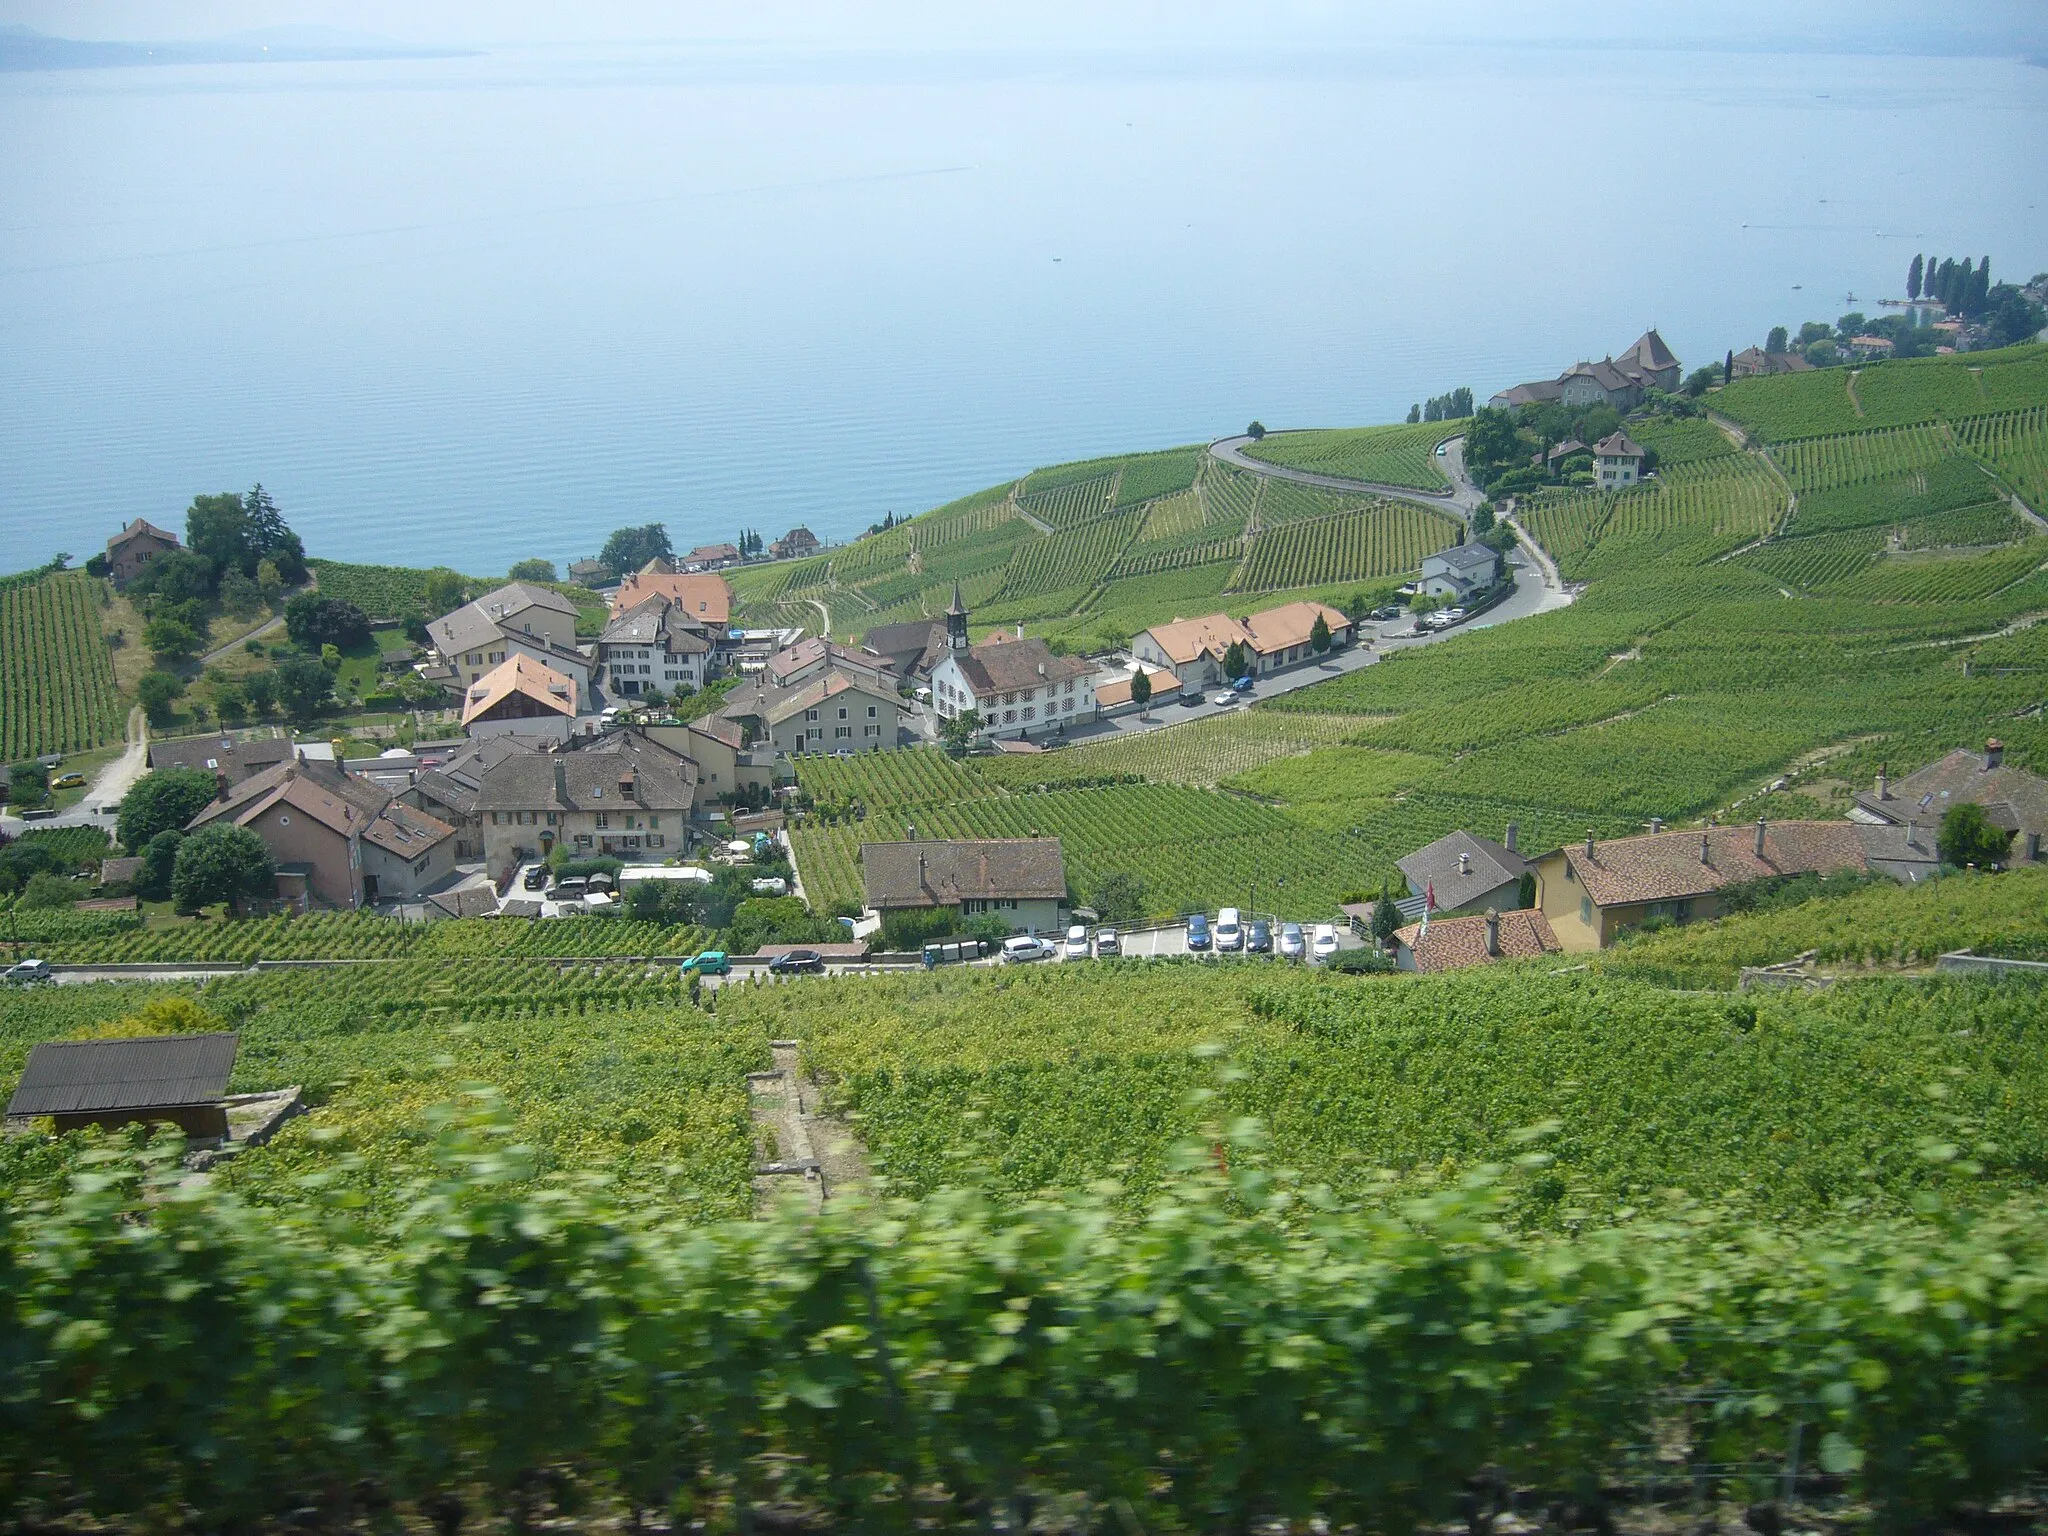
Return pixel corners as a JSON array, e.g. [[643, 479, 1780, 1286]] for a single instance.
[[1215, 907, 1244, 952]]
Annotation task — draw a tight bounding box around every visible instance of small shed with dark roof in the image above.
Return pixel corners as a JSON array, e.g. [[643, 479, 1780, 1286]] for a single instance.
[[7, 1033, 239, 1140]]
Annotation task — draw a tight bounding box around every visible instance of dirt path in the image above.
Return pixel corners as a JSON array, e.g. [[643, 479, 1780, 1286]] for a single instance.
[[196, 610, 287, 669], [748, 1041, 871, 1215], [1845, 368, 1866, 418]]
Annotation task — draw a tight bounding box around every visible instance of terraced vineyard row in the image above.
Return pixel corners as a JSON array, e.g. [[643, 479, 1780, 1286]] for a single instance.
[[1824, 536, 2048, 602], [1773, 421, 1957, 493], [1240, 420, 1457, 490], [1955, 404, 2048, 510], [1201, 460, 1262, 529], [1738, 528, 1888, 591], [1521, 456, 1784, 577], [998, 510, 1145, 602], [1254, 479, 1373, 527], [976, 708, 1369, 788], [1018, 474, 1117, 531], [795, 746, 994, 806], [22, 911, 714, 964], [0, 572, 122, 761], [1234, 503, 1456, 591], [1111, 538, 1244, 579]]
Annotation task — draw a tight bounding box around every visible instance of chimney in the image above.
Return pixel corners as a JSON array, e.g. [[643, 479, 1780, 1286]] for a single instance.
[[917, 851, 926, 890], [554, 759, 568, 806], [1484, 908, 1501, 957], [1986, 737, 2004, 770], [1754, 817, 1767, 859], [215, 771, 231, 802], [1584, 830, 1595, 861], [1504, 821, 1519, 853], [1699, 832, 1711, 865], [1875, 764, 1889, 800], [1649, 816, 1663, 834], [2028, 832, 2042, 863], [1016, 623, 1024, 639], [1906, 818, 1919, 851], [1458, 851, 1471, 875]]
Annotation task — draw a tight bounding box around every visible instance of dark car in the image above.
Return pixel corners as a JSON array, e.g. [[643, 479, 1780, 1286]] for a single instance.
[[767, 950, 827, 975], [1373, 605, 1402, 621], [1246, 920, 1272, 954], [522, 865, 548, 891], [1185, 913, 1212, 951]]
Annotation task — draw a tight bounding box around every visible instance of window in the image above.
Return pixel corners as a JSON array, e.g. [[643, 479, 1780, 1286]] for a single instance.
[[1580, 896, 1593, 926], [1003, 692, 1015, 705], [575, 834, 592, 847], [1061, 697, 1073, 712], [1004, 709, 1017, 724], [545, 812, 556, 825], [835, 726, 851, 738], [867, 705, 877, 717], [837, 707, 847, 719], [595, 813, 609, 829], [1064, 680, 1074, 694], [1023, 706, 1035, 721], [864, 724, 878, 736], [649, 816, 659, 828], [806, 709, 819, 722]]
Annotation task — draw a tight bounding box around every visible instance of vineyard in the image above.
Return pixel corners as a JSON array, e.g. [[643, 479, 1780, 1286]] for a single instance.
[[10, 910, 715, 964], [1518, 456, 1784, 579], [1232, 502, 1458, 591], [0, 571, 122, 761], [1240, 420, 1457, 489], [1955, 403, 2048, 510]]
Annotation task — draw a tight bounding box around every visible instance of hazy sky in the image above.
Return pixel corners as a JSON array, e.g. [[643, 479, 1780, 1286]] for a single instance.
[[6, 0, 2047, 53]]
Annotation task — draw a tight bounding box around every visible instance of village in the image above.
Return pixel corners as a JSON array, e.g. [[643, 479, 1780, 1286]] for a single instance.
[[8, 480, 2039, 984]]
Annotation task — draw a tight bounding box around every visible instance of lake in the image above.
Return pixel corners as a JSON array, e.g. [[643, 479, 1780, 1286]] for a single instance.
[[2, 41, 2044, 575]]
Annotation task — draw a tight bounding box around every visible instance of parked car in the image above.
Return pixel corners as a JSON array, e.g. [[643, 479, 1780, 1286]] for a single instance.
[[1094, 927, 1120, 957], [51, 772, 85, 790], [1063, 924, 1092, 959], [554, 875, 588, 901], [1247, 919, 1272, 954], [1211, 691, 1239, 707], [1372, 605, 1403, 621], [1215, 906, 1243, 952], [1001, 934, 1055, 964], [1440, 607, 1468, 625], [522, 865, 548, 892], [1185, 913, 1212, 951], [1312, 922, 1340, 958], [767, 949, 827, 975], [1278, 922, 1307, 959], [1231, 675, 1255, 693], [679, 950, 731, 976], [2, 958, 54, 985]]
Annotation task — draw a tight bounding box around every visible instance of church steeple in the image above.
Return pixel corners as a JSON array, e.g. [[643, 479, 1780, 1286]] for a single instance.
[[945, 582, 969, 652]]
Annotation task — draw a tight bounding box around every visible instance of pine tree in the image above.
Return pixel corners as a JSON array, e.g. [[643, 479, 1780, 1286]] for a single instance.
[[1907, 253, 1923, 301], [1406, 403, 1421, 424]]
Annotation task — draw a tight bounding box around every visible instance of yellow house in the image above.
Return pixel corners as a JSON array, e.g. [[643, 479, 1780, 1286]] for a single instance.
[[1532, 819, 1869, 952]]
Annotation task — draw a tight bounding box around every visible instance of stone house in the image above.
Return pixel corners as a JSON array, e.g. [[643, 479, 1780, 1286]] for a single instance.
[[860, 837, 1069, 935], [104, 519, 181, 587], [1592, 430, 1646, 489], [1419, 543, 1501, 600], [1850, 739, 2047, 866], [471, 729, 699, 871], [460, 653, 580, 744], [1397, 827, 1529, 917], [716, 669, 903, 756], [431, 581, 593, 692], [598, 594, 714, 699], [1531, 820, 1868, 952]]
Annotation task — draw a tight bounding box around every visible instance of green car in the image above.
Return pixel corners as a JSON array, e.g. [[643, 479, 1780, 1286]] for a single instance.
[[679, 950, 731, 976]]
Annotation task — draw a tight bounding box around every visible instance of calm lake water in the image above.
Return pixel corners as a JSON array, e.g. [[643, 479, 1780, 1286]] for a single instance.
[[2, 43, 2045, 574]]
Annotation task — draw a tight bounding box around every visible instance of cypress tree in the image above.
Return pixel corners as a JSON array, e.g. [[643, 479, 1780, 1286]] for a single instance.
[[1724, 349, 1734, 384], [1907, 253, 1923, 300], [1937, 258, 1957, 308], [1972, 255, 1991, 316]]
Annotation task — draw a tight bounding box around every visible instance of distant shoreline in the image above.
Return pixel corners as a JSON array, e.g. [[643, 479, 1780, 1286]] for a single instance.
[[0, 32, 478, 72]]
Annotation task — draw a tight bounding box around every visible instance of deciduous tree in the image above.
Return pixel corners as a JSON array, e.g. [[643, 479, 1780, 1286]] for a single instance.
[[508, 558, 558, 583], [599, 523, 674, 575], [275, 656, 334, 719], [171, 823, 275, 916], [1938, 803, 2011, 868], [1129, 669, 1151, 714], [1766, 325, 1789, 353], [136, 670, 185, 725], [118, 768, 216, 852]]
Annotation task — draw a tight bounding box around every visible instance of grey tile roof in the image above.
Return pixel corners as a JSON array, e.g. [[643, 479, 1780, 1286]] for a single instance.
[[861, 838, 1067, 909], [147, 734, 294, 782], [1398, 830, 1527, 898], [1852, 748, 2048, 838], [1424, 543, 1499, 575], [413, 737, 537, 819], [8, 1033, 238, 1117], [472, 730, 698, 815], [599, 594, 714, 653], [951, 637, 1092, 697]]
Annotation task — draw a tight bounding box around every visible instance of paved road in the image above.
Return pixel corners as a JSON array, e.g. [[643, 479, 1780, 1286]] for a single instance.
[[0, 705, 149, 837], [196, 611, 286, 669], [1057, 542, 1569, 746], [1209, 432, 1486, 518]]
